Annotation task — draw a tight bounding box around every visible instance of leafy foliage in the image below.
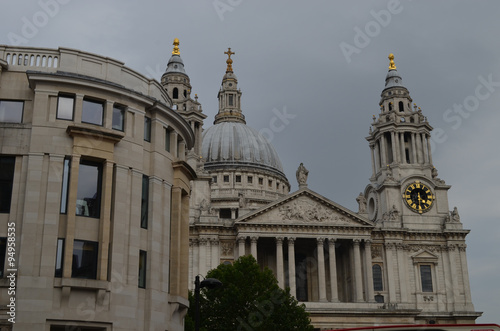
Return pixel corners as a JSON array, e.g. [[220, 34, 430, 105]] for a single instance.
[[185, 255, 313, 331]]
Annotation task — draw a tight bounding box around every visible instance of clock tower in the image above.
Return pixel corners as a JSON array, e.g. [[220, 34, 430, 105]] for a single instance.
[[363, 54, 455, 230]]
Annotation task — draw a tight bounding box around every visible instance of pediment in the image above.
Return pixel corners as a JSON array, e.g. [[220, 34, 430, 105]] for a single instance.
[[236, 188, 373, 227], [411, 250, 439, 262]]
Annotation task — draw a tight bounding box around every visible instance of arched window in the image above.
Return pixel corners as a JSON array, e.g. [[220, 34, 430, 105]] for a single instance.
[[183, 90, 187, 98], [372, 264, 383, 291], [399, 101, 404, 112], [173, 87, 178, 99]]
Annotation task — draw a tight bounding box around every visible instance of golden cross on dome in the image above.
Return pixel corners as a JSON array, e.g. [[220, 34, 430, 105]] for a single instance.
[[224, 47, 235, 72], [388, 53, 396, 70], [172, 38, 180, 55]]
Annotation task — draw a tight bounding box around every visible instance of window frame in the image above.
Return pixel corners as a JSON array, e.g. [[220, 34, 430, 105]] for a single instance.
[[0, 156, 16, 213], [56, 95, 75, 121], [144, 116, 151, 142], [141, 175, 149, 229], [82, 98, 104, 126], [0, 237, 6, 278], [76, 160, 103, 218], [55, 238, 64, 278], [139, 250, 147, 288], [419, 264, 434, 292], [71, 239, 98, 279], [60, 157, 71, 214], [112, 104, 125, 131], [0, 100, 24, 123], [165, 127, 171, 152], [372, 263, 384, 292]]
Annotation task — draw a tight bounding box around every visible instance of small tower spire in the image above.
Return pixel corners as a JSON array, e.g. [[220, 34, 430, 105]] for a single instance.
[[388, 53, 396, 70], [172, 38, 180, 55], [224, 47, 235, 72]]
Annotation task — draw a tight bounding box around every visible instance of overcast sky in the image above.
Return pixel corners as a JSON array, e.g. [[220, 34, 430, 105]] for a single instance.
[[1, 0, 498, 323]]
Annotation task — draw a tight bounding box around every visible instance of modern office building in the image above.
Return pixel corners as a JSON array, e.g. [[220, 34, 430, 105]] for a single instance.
[[0, 42, 202, 330]]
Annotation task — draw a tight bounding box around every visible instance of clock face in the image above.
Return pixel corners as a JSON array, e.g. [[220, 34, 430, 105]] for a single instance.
[[403, 181, 435, 214]]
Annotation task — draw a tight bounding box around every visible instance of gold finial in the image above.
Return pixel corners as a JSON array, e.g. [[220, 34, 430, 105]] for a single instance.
[[388, 53, 396, 70], [172, 38, 180, 55], [224, 47, 235, 72]]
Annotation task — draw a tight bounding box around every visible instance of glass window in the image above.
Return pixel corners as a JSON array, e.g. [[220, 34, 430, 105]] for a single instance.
[[420, 265, 433, 292], [139, 250, 147, 288], [247, 176, 253, 184], [76, 161, 102, 218], [268, 179, 272, 187], [57, 96, 74, 120], [173, 87, 178, 99], [0, 156, 16, 213], [0, 237, 6, 278], [141, 175, 149, 229], [144, 117, 151, 142], [82, 99, 104, 125], [0, 100, 24, 123], [165, 128, 171, 152], [112, 105, 125, 131], [219, 209, 231, 219], [212, 176, 217, 183], [235, 175, 241, 183], [223, 175, 229, 183], [72, 240, 98, 279], [60, 158, 70, 214], [372, 264, 383, 291], [228, 94, 233, 106], [258, 177, 263, 185], [55, 238, 64, 278]]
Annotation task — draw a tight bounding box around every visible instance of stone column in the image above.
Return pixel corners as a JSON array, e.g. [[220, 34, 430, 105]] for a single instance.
[[385, 243, 397, 302], [198, 238, 207, 277], [364, 240, 375, 302], [370, 144, 376, 177], [427, 134, 433, 164], [353, 239, 364, 302], [374, 143, 381, 171], [211, 239, 219, 268], [380, 135, 387, 166], [328, 238, 338, 302], [189, 240, 194, 291], [411, 133, 417, 164], [317, 238, 327, 302], [238, 236, 246, 257], [390, 131, 397, 163], [231, 208, 237, 219], [396, 243, 409, 303], [288, 238, 296, 298], [206, 238, 212, 272], [250, 236, 258, 259], [422, 133, 429, 164], [276, 237, 285, 289], [447, 244, 459, 309], [192, 239, 199, 290], [459, 244, 473, 308], [400, 132, 406, 164], [393, 131, 400, 163]]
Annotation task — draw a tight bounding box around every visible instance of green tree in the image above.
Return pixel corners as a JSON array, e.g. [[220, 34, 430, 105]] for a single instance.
[[185, 255, 313, 331]]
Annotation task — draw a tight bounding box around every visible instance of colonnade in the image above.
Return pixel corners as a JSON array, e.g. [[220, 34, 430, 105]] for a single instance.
[[190, 235, 376, 302], [371, 131, 432, 175]]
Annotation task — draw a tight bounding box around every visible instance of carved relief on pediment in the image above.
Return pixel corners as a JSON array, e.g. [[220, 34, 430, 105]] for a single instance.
[[274, 197, 353, 225]]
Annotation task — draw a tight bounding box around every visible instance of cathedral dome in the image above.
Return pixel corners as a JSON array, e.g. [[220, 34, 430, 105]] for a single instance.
[[202, 121, 286, 178]]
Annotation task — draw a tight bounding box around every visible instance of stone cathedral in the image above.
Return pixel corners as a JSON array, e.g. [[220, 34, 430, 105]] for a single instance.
[[163, 44, 480, 328]]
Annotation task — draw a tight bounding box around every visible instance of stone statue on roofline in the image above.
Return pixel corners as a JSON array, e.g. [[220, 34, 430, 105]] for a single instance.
[[296, 163, 309, 188]]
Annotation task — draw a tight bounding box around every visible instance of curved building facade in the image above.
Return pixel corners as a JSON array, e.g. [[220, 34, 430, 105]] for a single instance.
[[0, 44, 198, 331]]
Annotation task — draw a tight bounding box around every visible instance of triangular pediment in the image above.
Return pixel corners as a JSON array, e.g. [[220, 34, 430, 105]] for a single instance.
[[236, 188, 373, 227], [411, 250, 439, 262]]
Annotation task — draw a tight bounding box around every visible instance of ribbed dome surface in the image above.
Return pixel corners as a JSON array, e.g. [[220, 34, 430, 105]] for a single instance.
[[202, 122, 285, 177]]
